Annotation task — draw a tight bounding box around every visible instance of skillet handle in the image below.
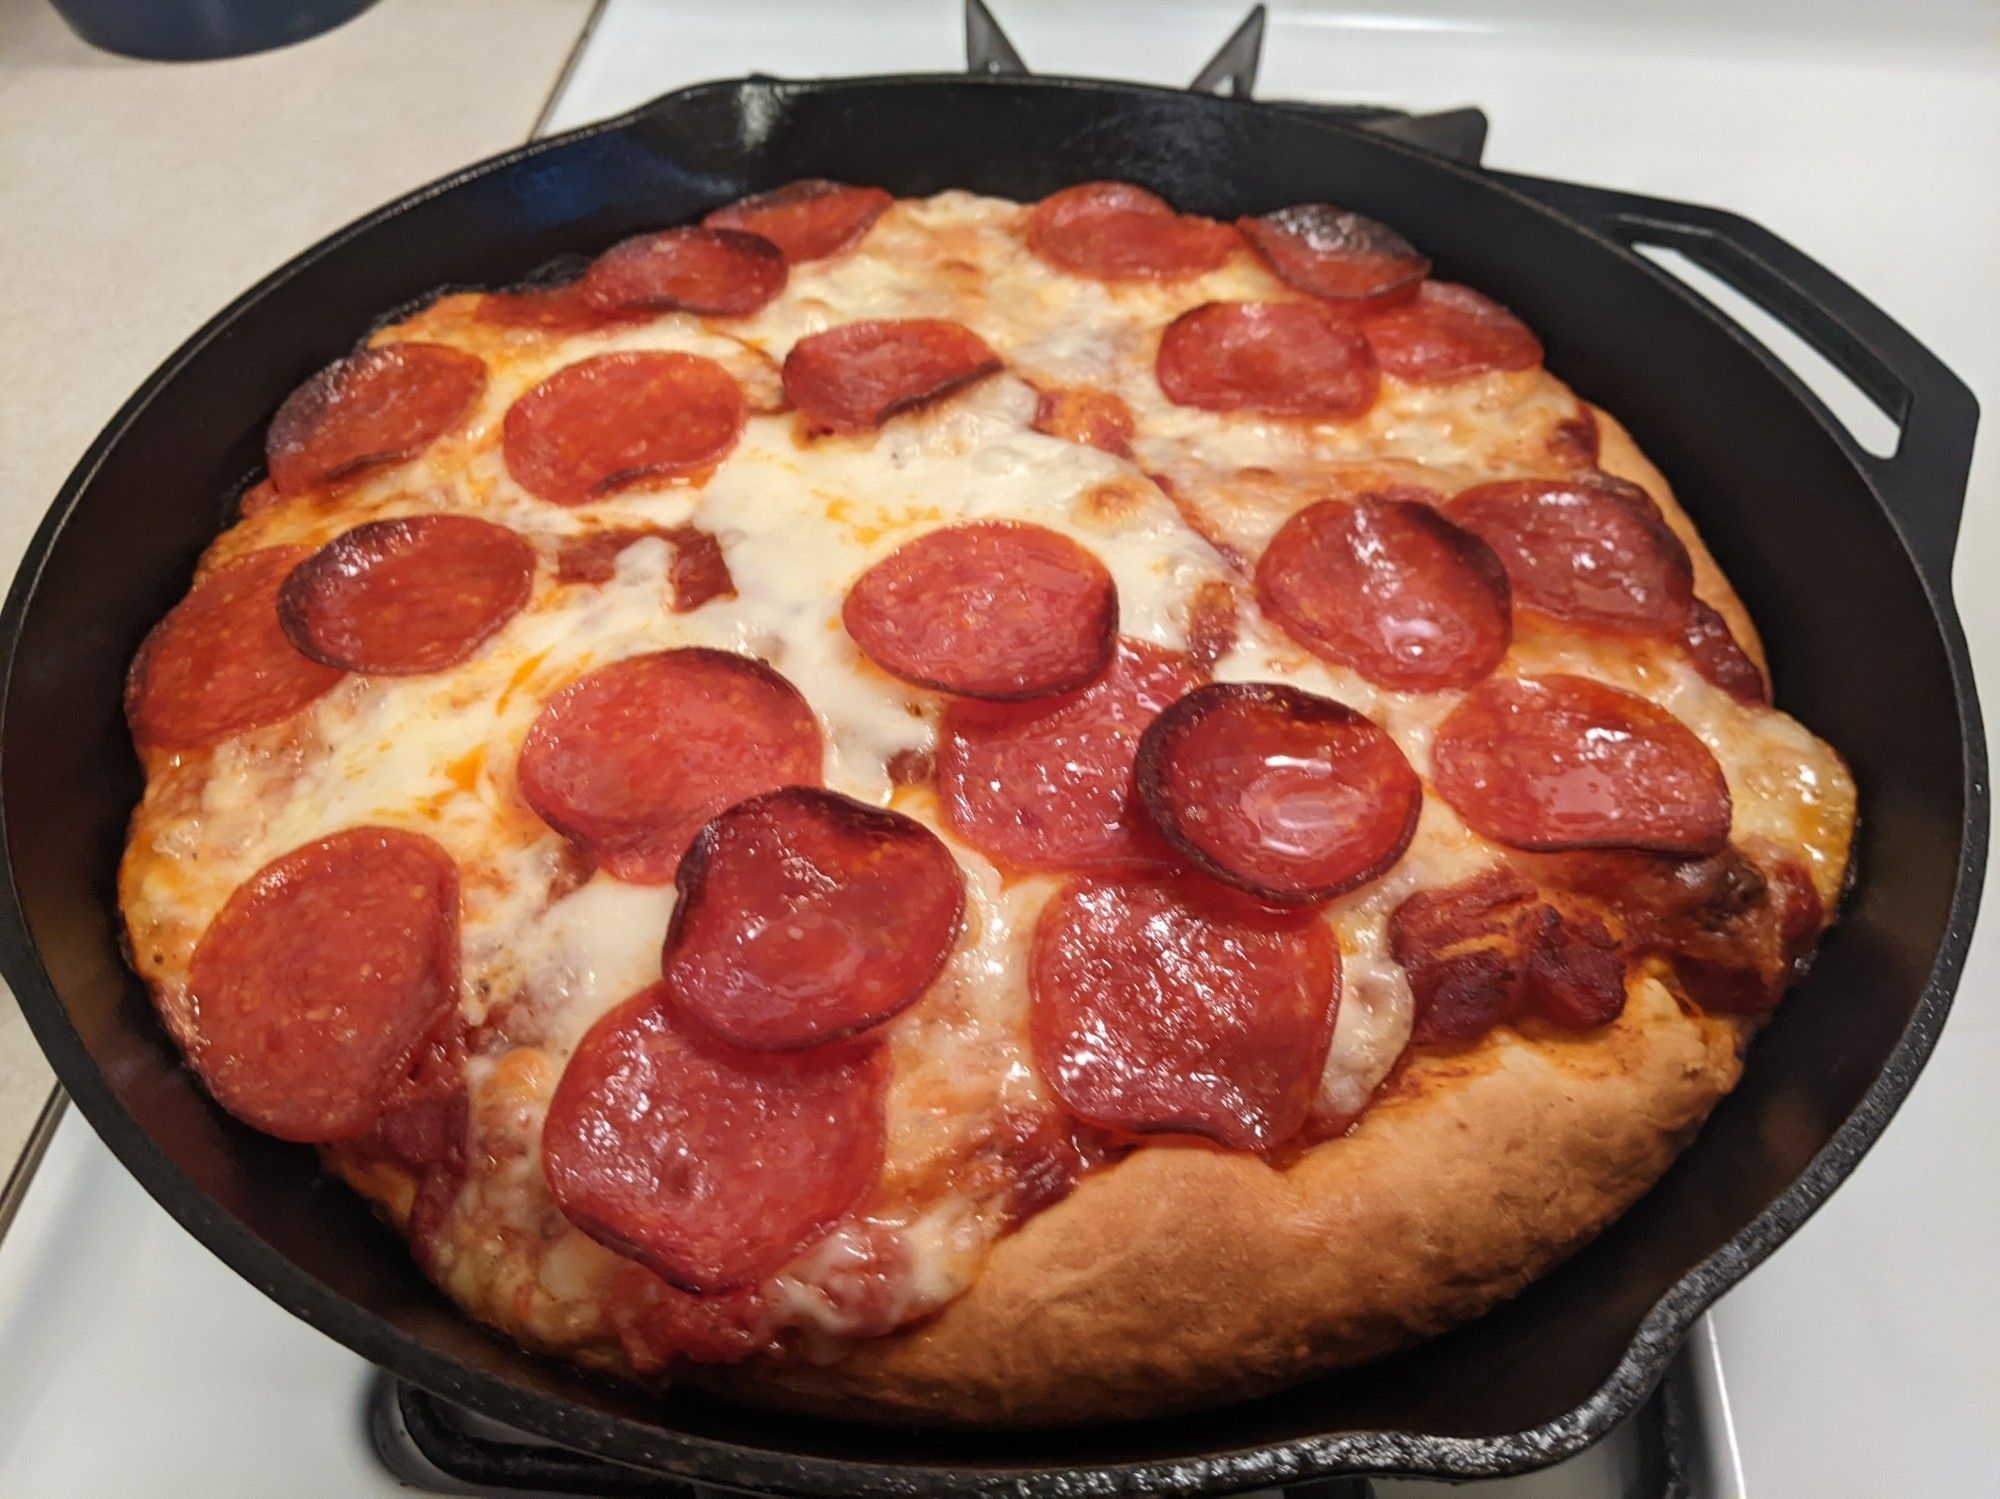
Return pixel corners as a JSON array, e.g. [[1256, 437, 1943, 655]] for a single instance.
[[1493, 172, 1979, 591]]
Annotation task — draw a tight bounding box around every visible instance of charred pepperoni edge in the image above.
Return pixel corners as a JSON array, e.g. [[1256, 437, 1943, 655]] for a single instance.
[[1135, 681, 1422, 904], [265, 343, 486, 494], [703, 180, 893, 263], [662, 786, 966, 1050], [1236, 203, 1430, 304], [580, 227, 788, 317], [275, 516, 536, 674], [782, 321, 1004, 435]]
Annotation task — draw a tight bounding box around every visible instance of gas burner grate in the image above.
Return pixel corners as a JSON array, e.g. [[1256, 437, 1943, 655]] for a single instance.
[[966, 0, 1488, 165]]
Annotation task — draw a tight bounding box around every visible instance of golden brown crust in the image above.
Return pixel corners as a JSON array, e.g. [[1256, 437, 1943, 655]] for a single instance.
[[1590, 405, 1769, 680], [703, 979, 1745, 1425]]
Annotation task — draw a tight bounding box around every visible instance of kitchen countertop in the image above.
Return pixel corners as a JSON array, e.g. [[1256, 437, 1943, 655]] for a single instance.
[[0, 0, 596, 1169]]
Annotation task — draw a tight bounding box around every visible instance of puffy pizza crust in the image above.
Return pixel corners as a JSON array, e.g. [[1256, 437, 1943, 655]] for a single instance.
[[704, 978, 1744, 1424]]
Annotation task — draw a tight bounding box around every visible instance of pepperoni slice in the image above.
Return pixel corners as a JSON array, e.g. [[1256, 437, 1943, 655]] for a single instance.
[[782, 319, 1001, 435], [1361, 281, 1542, 383], [1032, 385, 1135, 457], [1155, 302, 1379, 420], [126, 546, 344, 748], [1432, 674, 1732, 856], [476, 282, 627, 333], [1682, 598, 1769, 704], [267, 343, 486, 495], [1029, 875, 1338, 1150], [939, 638, 1197, 872], [1255, 497, 1512, 690], [842, 522, 1116, 700], [663, 789, 963, 1050], [543, 987, 884, 1293], [277, 515, 535, 675], [1027, 182, 1238, 282], [1447, 476, 1694, 636], [1136, 682, 1420, 903], [556, 524, 737, 611], [703, 180, 892, 263], [1237, 204, 1429, 304], [580, 227, 786, 317], [184, 828, 458, 1141], [504, 352, 745, 506], [517, 649, 823, 883]]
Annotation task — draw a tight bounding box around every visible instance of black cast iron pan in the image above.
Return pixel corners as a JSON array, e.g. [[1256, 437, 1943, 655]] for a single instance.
[[0, 75, 1983, 1494]]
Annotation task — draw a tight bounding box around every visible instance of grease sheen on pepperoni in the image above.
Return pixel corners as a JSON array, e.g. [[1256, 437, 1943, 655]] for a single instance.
[[940, 637, 1197, 872], [1027, 182, 1238, 282], [518, 649, 823, 883], [663, 789, 964, 1050], [1682, 598, 1769, 703], [1432, 674, 1732, 856], [703, 180, 892, 263], [842, 522, 1117, 699], [504, 351, 745, 506], [1156, 302, 1379, 419], [1029, 875, 1338, 1151], [1237, 204, 1429, 304], [1255, 497, 1512, 690], [278, 515, 535, 674], [1361, 281, 1542, 383], [543, 988, 885, 1293], [1448, 476, 1694, 636], [580, 227, 786, 317], [127, 546, 344, 748], [185, 828, 458, 1142], [783, 319, 1001, 434], [1136, 682, 1421, 903], [267, 343, 486, 495]]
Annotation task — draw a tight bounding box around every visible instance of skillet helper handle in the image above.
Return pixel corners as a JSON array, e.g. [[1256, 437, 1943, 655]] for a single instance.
[[1494, 172, 1979, 591]]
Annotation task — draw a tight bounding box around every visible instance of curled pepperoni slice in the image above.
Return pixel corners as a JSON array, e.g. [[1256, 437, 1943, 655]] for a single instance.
[[1432, 674, 1732, 856], [703, 180, 892, 263], [1255, 497, 1512, 690], [543, 987, 885, 1293], [504, 352, 745, 506], [580, 227, 786, 317], [1156, 302, 1379, 420], [783, 319, 1001, 434], [939, 638, 1197, 872], [1237, 204, 1429, 304], [1361, 281, 1542, 383], [185, 828, 458, 1141], [1682, 598, 1769, 704], [278, 515, 535, 675], [1136, 682, 1420, 903], [663, 789, 964, 1050], [1027, 182, 1238, 282], [267, 343, 485, 495], [842, 522, 1116, 699], [1448, 476, 1694, 636], [518, 649, 823, 883], [1029, 875, 1338, 1151], [127, 546, 343, 748], [1032, 385, 1135, 457]]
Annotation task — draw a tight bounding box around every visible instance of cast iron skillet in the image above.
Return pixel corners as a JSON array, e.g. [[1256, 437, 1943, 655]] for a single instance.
[[0, 76, 1984, 1493]]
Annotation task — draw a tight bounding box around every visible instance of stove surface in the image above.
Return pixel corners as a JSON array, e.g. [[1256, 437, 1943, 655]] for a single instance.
[[3, 3, 1994, 1495]]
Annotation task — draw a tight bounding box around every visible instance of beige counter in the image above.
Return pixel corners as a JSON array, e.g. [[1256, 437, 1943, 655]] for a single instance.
[[0, 0, 594, 1167]]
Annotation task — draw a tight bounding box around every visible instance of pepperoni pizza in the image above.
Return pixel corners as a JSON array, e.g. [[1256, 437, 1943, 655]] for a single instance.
[[119, 179, 1856, 1423]]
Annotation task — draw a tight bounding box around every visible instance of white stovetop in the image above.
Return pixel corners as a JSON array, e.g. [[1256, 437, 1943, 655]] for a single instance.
[[2, 3, 1995, 1494]]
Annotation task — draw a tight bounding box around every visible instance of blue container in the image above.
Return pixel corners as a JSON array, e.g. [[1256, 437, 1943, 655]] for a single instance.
[[49, 0, 380, 61]]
